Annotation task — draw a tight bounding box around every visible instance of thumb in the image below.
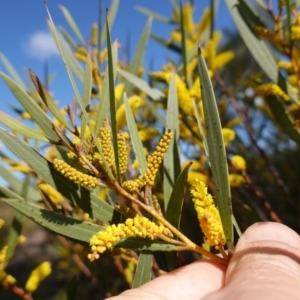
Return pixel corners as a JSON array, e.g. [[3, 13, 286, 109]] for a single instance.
[[207, 222, 300, 299]]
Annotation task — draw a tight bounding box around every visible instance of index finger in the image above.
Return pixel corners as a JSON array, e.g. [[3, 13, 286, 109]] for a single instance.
[[107, 259, 226, 300]]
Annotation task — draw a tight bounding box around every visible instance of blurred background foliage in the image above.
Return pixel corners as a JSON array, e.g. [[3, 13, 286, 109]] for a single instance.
[[0, 0, 300, 299]]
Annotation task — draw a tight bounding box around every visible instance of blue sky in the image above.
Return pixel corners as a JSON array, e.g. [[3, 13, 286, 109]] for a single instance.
[[0, 0, 235, 116]]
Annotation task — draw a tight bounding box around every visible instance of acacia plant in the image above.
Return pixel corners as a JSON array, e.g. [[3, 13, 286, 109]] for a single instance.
[[0, 0, 300, 299]]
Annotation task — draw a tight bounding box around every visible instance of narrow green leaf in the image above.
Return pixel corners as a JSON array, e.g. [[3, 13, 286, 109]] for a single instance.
[[58, 5, 85, 44], [4, 211, 24, 268], [59, 26, 78, 52], [4, 175, 30, 267], [150, 33, 182, 54], [118, 68, 164, 101], [46, 7, 113, 178], [225, 0, 298, 103], [209, 0, 220, 38], [132, 252, 153, 288], [135, 6, 171, 23], [106, 17, 120, 181], [238, 0, 266, 28], [197, 49, 233, 250], [0, 111, 49, 142], [99, 0, 119, 47], [124, 17, 152, 95], [164, 73, 180, 207], [233, 215, 242, 237], [193, 99, 208, 154], [29, 69, 72, 131], [95, 67, 110, 134], [1, 198, 103, 242], [115, 237, 177, 251], [265, 95, 300, 144], [0, 185, 24, 201], [0, 128, 121, 224], [124, 93, 147, 175], [48, 21, 84, 82], [0, 72, 59, 141], [164, 162, 190, 271], [165, 162, 191, 227], [0, 52, 26, 89], [144, 98, 166, 125], [80, 55, 92, 141], [285, 0, 292, 42], [0, 163, 41, 202]]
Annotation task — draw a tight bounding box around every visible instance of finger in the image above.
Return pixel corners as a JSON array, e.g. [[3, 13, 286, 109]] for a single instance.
[[107, 259, 226, 300], [205, 222, 300, 300]]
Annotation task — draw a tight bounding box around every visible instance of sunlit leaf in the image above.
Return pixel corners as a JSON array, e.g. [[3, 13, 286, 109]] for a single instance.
[[132, 252, 153, 288], [59, 5, 85, 44], [197, 49, 233, 250]]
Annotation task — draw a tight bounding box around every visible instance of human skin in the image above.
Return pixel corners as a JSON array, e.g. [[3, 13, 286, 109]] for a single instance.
[[107, 222, 300, 300]]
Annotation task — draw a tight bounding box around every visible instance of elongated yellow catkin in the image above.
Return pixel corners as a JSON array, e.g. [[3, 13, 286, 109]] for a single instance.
[[190, 179, 225, 248], [91, 23, 98, 47], [88, 215, 172, 261], [25, 261, 52, 293], [53, 158, 99, 188], [138, 130, 173, 187]]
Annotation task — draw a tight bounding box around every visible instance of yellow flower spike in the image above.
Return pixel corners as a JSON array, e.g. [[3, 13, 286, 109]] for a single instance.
[[190, 179, 226, 248], [114, 83, 125, 102], [25, 261, 52, 293], [213, 51, 235, 70], [256, 83, 289, 101], [291, 25, 300, 40], [222, 128, 236, 147], [117, 133, 128, 174], [9, 164, 31, 174], [188, 171, 207, 183], [53, 158, 99, 188], [277, 61, 293, 72], [0, 219, 5, 228], [193, 8, 211, 41], [99, 126, 115, 170], [99, 48, 108, 63], [21, 111, 31, 120], [175, 74, 194, 115], [190, 77, 202, 101], [116, 96, 143, 130], [253, 25, 283, 46], [121, 180, 139, 192], [88, 215, 172, 261], [92, 60, 101, 87], [231, 155, 246, 171], [205, 32, 221, 69], [75, 52, 87, 63], [138, 128, 159, 142], [91, 23, 98, 47], [183, 2, 194, 35], [186, 57, 198, 79], [124, 261, 135, 285], [288, 74, 298, 86], [152, 195, 163, 216], [141, 130, 173, 187], [0, 270, 16, 289], [0, 246, 8, 264], [18, 235, 27, 244], [38, 182, 64, 205], [229, 174, 246, 187]]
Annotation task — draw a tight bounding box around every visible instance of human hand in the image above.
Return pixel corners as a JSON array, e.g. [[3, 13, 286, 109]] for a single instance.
[[106, 222, 300, 300]]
